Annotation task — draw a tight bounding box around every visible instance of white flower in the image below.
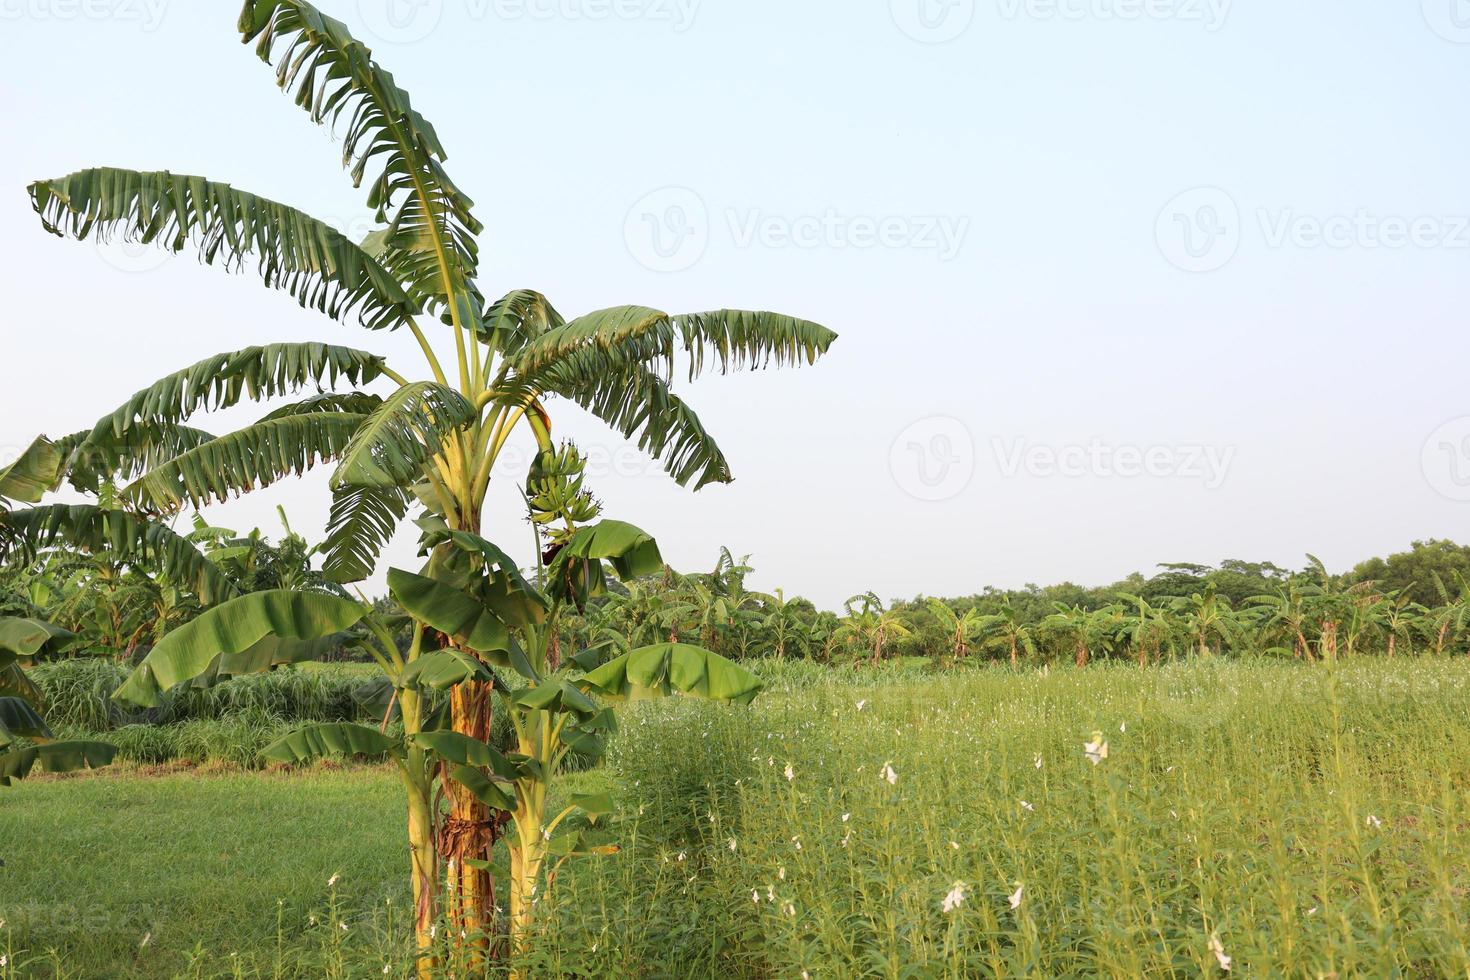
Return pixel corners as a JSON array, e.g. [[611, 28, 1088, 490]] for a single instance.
[[1119, 722, 1127, 733], [781, 901, 796, 917], [841, 813, 851, 823], [340, 922, 349, 932], [1208, 933, 1231, 971], [327, 872, 341, 888], [784, 763, 795, 782], [766, 884, 776, 901], [1084, 732, 1109, 765], [751, 889, 761, 903], [949, 841, 960, 850], [1366, 814, 1383, 829], [1009, 884, 1025, 910], [1306, 906, 1318, 916], [856, 699, 868, 711], [383, 965, 391, 975], [677, 852, 687, 862], [791, 837, 803, 852], [1034, 754, 1043, 770], [778, 866, 786, 880], [941, 881, 967, 913], [881, 762, 898, 785], [1020, 801, 1035, 812], [1, 955, 8, 968], [728, 838, 738, 852]]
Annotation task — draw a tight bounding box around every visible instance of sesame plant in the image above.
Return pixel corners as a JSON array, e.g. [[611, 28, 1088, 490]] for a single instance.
[[3, 0, 833, 970]]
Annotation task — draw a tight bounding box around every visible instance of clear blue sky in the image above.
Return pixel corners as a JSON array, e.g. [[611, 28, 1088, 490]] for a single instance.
[[2, 0, 1468, 609]]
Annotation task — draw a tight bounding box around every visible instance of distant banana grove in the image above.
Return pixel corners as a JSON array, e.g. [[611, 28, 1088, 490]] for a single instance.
[[6, 527, 1469, 670]]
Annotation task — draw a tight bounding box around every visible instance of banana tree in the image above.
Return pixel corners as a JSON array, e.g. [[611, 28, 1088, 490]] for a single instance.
[[762, 588, 812, 659], [0, 448, 117, 785], [12, 0, 832, 968], [975, 599, 1037, 668], [926, 599, 984, 665], [835, 593, 910, 667], [105, 447, 763, 972], [1115, 593, 1172, 666]]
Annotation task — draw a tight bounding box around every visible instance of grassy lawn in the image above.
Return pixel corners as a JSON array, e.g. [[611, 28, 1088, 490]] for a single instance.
[[5, 659, 1470, 978], [0, 768, 407, 978]]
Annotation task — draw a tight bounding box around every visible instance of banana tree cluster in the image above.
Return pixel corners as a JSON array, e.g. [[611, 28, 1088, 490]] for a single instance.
[[6, 0, 832, 970], [0, 440, 117, 786]]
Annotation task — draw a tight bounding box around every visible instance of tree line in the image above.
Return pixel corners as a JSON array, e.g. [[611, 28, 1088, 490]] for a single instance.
[[554, 540, 1470, 667]]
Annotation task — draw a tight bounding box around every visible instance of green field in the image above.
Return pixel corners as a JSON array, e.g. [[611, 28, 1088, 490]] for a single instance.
[[4, 659, 1470, 978]]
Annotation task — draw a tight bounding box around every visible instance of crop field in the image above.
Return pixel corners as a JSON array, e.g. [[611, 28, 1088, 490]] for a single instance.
[[4, 659, 1470, 979]]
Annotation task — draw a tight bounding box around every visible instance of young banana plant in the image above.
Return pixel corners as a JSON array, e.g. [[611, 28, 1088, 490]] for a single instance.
[[7, 0, 833, 971]]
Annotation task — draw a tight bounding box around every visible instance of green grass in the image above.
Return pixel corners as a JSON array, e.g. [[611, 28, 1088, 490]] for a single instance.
[[5, 659, 1470, 977]]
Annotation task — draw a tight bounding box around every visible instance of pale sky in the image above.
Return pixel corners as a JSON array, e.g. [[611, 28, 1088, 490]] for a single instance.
[[2, 0, 1469, 609]]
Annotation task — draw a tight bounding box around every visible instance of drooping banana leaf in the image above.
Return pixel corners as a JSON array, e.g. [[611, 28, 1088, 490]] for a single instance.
[[0, 697, 51, 745], [0, 617, 78, 661], [0, 437, 61, 504], [260, 722, 401, 764], [579, 643, 763, 705], [387, 568, 512, 656], [0, 741, 117, 786], [545, 520, 663, 606], [114, 591, 367, 706]]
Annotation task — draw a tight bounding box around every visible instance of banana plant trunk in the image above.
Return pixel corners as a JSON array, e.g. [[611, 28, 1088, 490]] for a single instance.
[[508, 801, 548, 973], [406, 783, 439, 979], [442, 678, 499, 952]]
